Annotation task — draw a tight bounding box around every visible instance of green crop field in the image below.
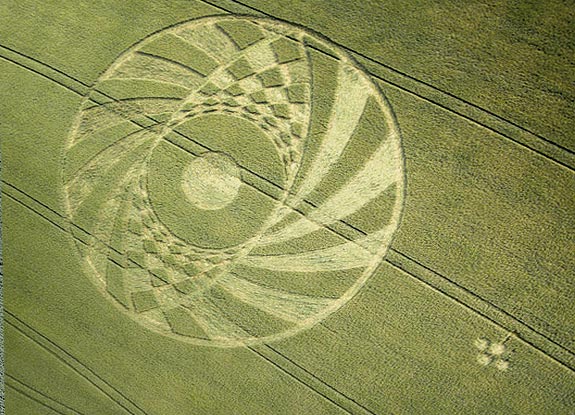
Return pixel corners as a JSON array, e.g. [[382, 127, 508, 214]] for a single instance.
[[1, 1, 574, 414]]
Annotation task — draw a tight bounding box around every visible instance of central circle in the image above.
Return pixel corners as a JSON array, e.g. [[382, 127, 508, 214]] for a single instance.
[[181, 152, 242, 210]]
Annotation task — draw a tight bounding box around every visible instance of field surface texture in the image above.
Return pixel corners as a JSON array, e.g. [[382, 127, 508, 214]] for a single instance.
[[1, 1, 574, 414]]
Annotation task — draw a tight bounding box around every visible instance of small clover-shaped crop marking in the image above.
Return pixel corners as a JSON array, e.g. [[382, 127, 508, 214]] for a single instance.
[[475, 333, 513, 371]]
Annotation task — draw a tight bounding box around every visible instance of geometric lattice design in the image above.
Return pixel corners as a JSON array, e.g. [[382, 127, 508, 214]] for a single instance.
[[63, 16, 405, 347]]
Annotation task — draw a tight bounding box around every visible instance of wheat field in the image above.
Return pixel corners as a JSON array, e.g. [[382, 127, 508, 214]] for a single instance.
[[1, 1, 574, 414]]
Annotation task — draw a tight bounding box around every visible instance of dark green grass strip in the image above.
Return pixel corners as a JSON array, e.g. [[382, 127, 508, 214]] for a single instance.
[[6, 375, 84, 415], [5, 383, 60, 414], [4, 311, 149, 415], [0, 44, 90, 95], [248, 344, 379, 415]]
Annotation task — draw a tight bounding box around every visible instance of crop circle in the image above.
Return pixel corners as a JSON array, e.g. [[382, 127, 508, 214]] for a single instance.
[[63, 15, 405, 347]]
